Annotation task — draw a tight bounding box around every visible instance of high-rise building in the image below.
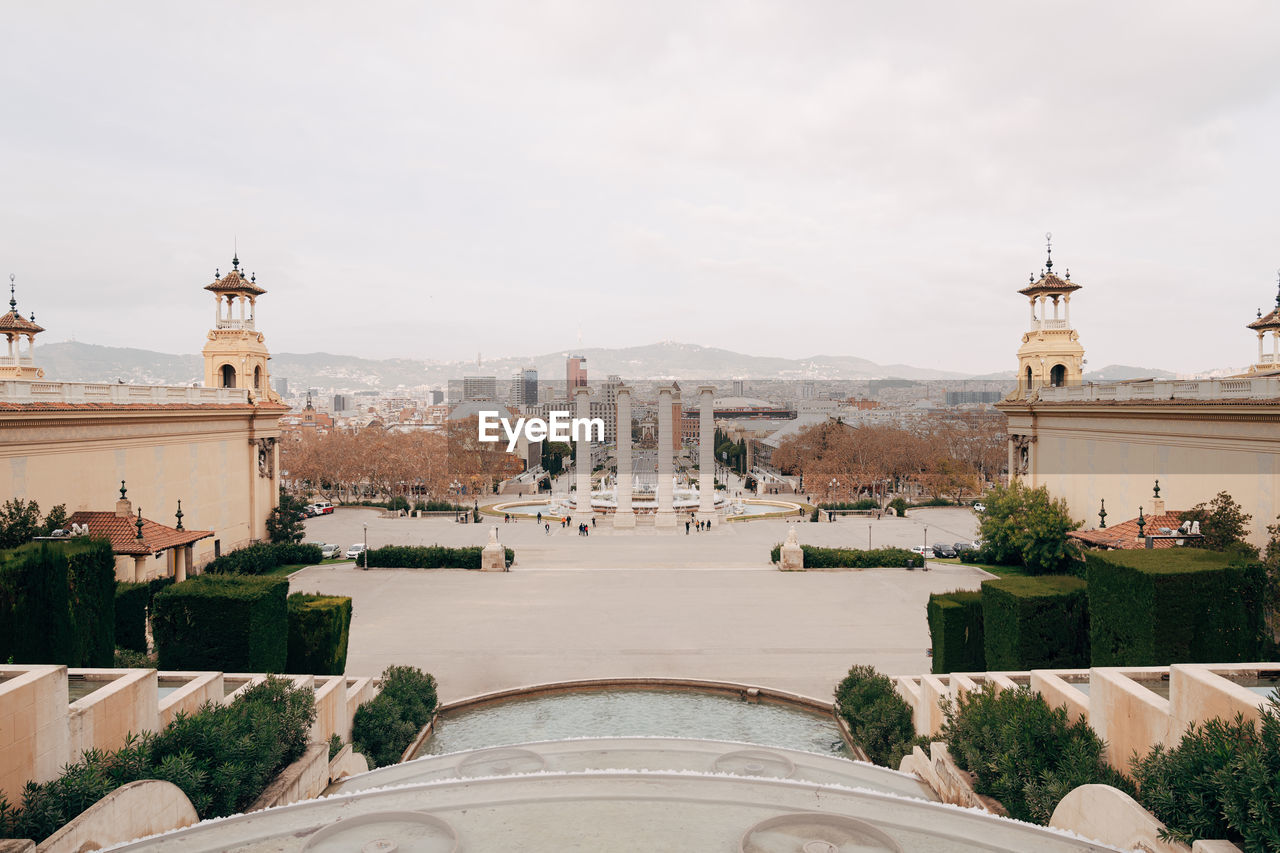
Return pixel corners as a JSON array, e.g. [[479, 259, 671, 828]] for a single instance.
[[566, 355, 587, 399], [462, 375, 498, 401], [427, 389, 444, 405], [511, 368, 539, 407], [272, 377, 290, 398], [332, 394, 351, 412]]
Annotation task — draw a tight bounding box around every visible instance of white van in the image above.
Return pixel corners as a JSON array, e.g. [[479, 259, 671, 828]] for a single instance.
[[311, 501, 334, 515]]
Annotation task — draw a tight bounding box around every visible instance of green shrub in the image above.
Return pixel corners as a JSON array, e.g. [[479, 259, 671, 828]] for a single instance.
[[910, 497, 954, 507], [113, 582, 150, 653], [767, 544, 920, 568], [0, 676, 315, 842], [889, 497, 907, 517], [977, 481, 1082, 574], [1086, 549, 1266, 666], [1130, 694, 1280, 849], [942, 684, 1132, 824], [286, 593, 352, 675], [818, 499, 880, 511], [982, 575, 1089, 670], [352, 665, 439, 767], [202, 542, 323, 575], [0, 543, 74, 665], [363, 544, 514, 569], [152, 575, 288, 672], [112, 647, 156, 668], [328, 733, 343, 761], [66, 541, 117, 667], [928, 590, 985, 674], [834, 665, 925, 768]]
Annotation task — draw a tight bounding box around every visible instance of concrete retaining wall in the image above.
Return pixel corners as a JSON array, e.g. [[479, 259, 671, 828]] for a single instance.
[[34, 780, 197, 853]]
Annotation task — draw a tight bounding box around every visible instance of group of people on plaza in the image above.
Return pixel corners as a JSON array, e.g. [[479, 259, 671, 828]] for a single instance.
[[685, 517, 711, 533]]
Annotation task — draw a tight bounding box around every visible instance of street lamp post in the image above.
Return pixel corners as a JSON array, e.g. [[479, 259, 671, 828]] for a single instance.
[[362, 523, 368, 570]]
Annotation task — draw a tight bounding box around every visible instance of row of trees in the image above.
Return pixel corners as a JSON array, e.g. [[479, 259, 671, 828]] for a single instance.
[[770, 413, 1006, 504], [281, 418, 524, 503]]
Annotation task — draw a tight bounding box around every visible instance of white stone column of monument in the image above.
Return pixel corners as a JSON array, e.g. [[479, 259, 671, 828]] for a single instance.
[[573, 386, 592, 514], [614, 385, 636, 528], [697, 385, 716, 525], [655, 385, 677, 528]]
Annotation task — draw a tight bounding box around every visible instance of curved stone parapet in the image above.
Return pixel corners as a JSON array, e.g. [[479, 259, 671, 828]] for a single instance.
[[35, 779, 197, 853], [1049, 783, 1187, 853]]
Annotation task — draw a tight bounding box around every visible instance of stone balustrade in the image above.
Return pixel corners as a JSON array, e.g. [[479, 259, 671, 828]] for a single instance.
[[0, 380, 250, 405], [1037, 376, 1280, 403]]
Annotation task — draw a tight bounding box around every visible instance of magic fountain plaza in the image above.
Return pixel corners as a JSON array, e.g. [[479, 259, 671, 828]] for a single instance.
[[2, 249, 1280, 852]]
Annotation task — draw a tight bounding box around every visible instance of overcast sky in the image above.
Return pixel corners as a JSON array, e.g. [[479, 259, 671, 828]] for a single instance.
[[3, 2, 1279, 374]]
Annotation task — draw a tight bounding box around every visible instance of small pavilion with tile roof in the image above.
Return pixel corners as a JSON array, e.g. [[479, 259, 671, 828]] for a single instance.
[[1244, 271, 1280, 375], [1015, 234, 1085, 396], [68, 483, 213, 582], [0, 274, 45, 380], [201, 255, 279, 400]]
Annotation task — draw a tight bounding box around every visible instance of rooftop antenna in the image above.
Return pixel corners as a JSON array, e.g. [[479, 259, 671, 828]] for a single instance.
[[1044, 231, 1054, 272]]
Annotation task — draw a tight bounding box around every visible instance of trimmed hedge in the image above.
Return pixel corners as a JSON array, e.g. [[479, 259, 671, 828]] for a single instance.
[[767, 544, 919, 568], [66, 541, 117, 667], [203, 542, 324, 575], [982, 575, 1089, 670], [363, 544, 515, 569], [928, 590, 985, 674], [287, 593, 352, 675], [113, 576, 174, 654], [818, 499, 880, 511], [0, 543, 75, 665], [1086, 549, 1266, 667], [153, 575, 288, 672]]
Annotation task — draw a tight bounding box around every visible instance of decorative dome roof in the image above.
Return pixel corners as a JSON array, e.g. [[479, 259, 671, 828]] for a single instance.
[[1017, 233, 1082, 297], [1, 274, 44, 335], [203, 256, 266, 297], [1246, 272, 1280, 331]]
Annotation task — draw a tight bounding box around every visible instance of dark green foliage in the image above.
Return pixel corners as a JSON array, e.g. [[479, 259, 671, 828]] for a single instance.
[[942, 684, 1132, 824], [266, 489, 308, 544], [152, 575, 288, 672], [1130, 695, 1280, 849], [0, 498, 69, 549], [909, 497, 954, 507], [767, 544, 920, 568], [0, 543, 74, 665], [287, 593, 352, 675], [202, 542, 323, 575], [981, 575, 1089, 670], [0, 676, 315, 842], [66, 541, 117, 667], [1086, 549, 1266, 666], [927, 590, 985, 674], [833, 665, 926, 768], [888, 497, 907, 517], [385, 495, 410, 512], [328, 733, 343, 761], [112, 648, 156, 668], [810, 506, 820, 522], [352, 665, 439, 768], [113, 582, 151, 653], [1181, 491, 1253, 552], [363, 544, 514, 569], [977, 481, 1082, 574]]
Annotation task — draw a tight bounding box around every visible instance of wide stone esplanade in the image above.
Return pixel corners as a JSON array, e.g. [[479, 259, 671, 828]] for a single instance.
[[1015, 234, 1084, 395], [202, 255, 279, 401]]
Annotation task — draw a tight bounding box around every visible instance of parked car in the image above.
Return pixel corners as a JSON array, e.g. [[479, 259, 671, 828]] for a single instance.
[[972, 502, 986, 513], [953, 542, 975, 553], [320, 543, 341, 559], [312, 501, 335, 515], [931, 543, 957, 558], [346, 543, 367, 560], [909, 545, 936, 559], [302, 504, 319, 517]]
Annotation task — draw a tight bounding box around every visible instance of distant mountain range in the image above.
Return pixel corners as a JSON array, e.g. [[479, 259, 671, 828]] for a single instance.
[[34, 340, 1187, 392]]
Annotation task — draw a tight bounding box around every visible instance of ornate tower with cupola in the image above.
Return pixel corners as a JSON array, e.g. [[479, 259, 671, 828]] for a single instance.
[[1016, 234, 1085, 396], [201, 255, 278, 401], [1244, 271, 1280, 375], [0, 274, 45, 380]]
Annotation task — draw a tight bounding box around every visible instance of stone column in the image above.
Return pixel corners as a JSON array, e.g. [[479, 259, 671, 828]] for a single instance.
[[133, 556, 148, 583], [655, 385, 677, 528], [697, 385, 716, 525], [481, 526, 506, 571], [174, 546, 187, 582], [613, 385, 635, 528], [573, 386, 592, 515]]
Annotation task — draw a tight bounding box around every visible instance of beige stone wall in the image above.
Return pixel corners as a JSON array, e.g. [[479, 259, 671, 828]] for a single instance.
[[67, 669, 158, 761], [0, 406, 281, 567], [35, 779, 198, 853], [1001, 402, 1280, 545], [0, 666, 69, 800]]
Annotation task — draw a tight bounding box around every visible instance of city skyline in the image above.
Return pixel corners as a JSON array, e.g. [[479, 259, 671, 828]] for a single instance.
[[4, 3, 1279, 374]]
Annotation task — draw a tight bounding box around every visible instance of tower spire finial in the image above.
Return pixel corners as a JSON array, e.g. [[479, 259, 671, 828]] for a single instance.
[[1274, 267, 1279, 307], [1044, 231, 1054, 272], [8, 273, 15, 312]]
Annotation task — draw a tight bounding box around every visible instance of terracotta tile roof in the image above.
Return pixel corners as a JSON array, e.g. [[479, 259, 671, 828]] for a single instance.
[[0, 402, 267, 412], [0, 309, 44, 334], [1247, 306, 1280, 331], [1017, 271, 1082, 297], [1069, 512, 1188, 550], [204, 268, 266, 297], [1030, 397, 1280, 408], [68, 511, 213, 556]]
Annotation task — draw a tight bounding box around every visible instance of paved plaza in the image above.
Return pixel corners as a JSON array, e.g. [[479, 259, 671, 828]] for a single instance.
[[295, 507, 987, 702]]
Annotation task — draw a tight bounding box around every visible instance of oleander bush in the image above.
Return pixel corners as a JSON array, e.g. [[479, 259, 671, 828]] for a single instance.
[[834, 665, 926, 768], [982, 575, 1089, 670], [202, 542, 323, 575], [1086, 548, 1266, 666], [941, 684, 1132, 824], [152, 575, 288, 672], [0, 676, 315, 843], [1130, 694, 1280, 849], [927, 590, 985, 674], [363, 544, 514, 569], [352, 665, 439, 768], [286, 593, 352, 675]]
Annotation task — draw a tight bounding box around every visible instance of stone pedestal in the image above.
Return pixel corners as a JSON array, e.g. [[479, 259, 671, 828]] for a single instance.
[[697, 385, 716, 526], [654, 385, 677, 529], [481, 527, 506, 571], [779, 526, 804, 571], [573, 387, 592, 515], [613, 385, 636, 529]]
